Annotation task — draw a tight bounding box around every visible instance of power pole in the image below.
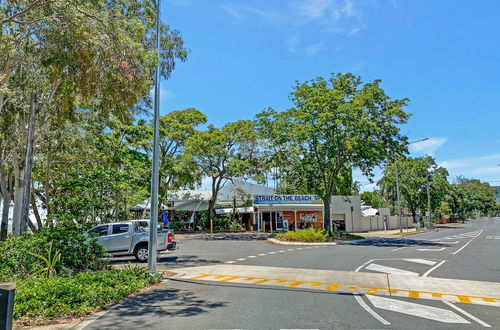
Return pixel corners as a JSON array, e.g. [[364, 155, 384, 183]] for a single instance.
[[395, 159, 403, 233], [148, 0, 161, 274]]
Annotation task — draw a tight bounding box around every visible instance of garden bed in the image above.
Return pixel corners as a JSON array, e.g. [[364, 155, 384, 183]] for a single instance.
[[273, 228, 364, 243]]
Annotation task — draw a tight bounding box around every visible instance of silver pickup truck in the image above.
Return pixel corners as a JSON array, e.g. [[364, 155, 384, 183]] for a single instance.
[[86, 220, 177, 262]]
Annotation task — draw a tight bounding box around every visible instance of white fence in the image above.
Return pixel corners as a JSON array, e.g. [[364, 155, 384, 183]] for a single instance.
[[360, 215, 416, 232]]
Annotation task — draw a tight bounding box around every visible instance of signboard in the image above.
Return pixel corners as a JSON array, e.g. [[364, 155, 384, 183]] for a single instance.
[[253, 194, 322, 205]]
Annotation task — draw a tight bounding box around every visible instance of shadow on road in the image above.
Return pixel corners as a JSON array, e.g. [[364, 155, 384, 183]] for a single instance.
[[199, 233, 271, 241], [87, 286, 227, 329], [340, 238, 451, 248], [109, 254, 223, 269]]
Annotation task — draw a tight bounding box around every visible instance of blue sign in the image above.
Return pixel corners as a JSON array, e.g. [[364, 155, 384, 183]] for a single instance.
[[253, 194, 322, 205]]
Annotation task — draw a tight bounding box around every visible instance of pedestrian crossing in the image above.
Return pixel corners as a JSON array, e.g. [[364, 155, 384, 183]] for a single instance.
[[431, 230, 482, 241]]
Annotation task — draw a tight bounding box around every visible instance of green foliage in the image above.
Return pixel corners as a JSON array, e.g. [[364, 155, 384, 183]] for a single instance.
[[170, 221, 188, 232], [360, 190, 386, 209], [214, 217, 242, 231], [379, 156, 449, 218], [14, 268, 161, 320], [185, 120, 264, 220], [257, 73, 410, 233], [0, 227, 108, 281], [28, 242, 61, 278], [275, 228, 328, 242]]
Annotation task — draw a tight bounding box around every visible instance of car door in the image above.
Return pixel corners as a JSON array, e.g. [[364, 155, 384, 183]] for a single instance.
[[105, 223, 132, 253], [87, 225, 111, 250]]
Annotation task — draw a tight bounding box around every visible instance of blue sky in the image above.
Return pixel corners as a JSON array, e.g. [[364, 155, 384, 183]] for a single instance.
[[158, 0, 500, 190]]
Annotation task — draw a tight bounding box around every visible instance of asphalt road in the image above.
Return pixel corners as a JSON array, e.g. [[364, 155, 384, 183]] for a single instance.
[[85, 217, 500, 330]]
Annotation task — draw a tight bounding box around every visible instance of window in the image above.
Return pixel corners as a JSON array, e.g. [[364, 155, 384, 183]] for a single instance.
[[112, 224, 129, 235], [88, 225, 109, 237]]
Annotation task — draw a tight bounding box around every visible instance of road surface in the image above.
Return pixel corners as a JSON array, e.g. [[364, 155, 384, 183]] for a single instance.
[[84, 217, 500, 329]]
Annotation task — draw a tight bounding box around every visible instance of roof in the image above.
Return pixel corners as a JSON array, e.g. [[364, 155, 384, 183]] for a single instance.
[[168, 180, 275, 202], [361, 207, 379, 217]]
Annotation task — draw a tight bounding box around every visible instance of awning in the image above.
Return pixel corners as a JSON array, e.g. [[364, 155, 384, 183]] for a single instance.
[[216, 207, 254, 215], [171, 200, 209, 212]]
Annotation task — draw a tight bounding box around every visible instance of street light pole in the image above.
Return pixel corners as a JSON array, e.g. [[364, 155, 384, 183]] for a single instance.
[[395, 160, 403, 233], [426, 176, 431, 229], [148, 0, 161, 274], [394, 138, 429, 234]]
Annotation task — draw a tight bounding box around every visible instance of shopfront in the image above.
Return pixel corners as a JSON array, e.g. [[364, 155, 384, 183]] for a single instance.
[[252, 194, 324, 232]]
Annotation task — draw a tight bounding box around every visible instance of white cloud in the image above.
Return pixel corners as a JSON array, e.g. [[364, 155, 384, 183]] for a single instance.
[[305, 41, 326, 56], [409, 137, 447, 156], [218, 0, 366, 54], [439, 154, 500, 170]]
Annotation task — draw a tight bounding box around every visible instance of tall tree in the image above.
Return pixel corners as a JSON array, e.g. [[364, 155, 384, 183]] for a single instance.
[[379, 156, 449, 220], [185, 120, 263, 229], [1, 0, 188, 235], [257, 73, 410, 234]]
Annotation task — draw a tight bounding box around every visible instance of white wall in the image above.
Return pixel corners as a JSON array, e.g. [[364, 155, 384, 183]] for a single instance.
[[330, 196, 362, 232]]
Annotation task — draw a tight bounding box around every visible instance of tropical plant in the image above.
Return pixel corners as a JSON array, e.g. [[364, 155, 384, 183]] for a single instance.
[[28, 242, 61, 278]]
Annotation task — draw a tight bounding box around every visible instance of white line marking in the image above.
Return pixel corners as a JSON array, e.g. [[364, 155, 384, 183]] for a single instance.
[[417, 247, 446, 251], [268, 251, 276, 254], [225, 261, 236, 264], [277, 250, 286, 253], [296, 247, 303, 250], [442, 301, 491, 327], [392, 246, 407, 251], [286, 249, 295, 251], [354, 259, 375, 272], [366, 295, 470, 324], [236, 258, 246, 261], [305, 247, 312, 249], [403, 258, 437, 266], [258, 253, 267, 256], [354, 294, 390, 325], [365, 263, 419, 276], [451, 240, 472, 255], [422, 260, 446, 277], [433, 241, 459, 244], [247, 255, 257, 258]]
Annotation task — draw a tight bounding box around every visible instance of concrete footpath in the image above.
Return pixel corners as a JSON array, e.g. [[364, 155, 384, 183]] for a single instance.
[[173, 264, 500, 308]]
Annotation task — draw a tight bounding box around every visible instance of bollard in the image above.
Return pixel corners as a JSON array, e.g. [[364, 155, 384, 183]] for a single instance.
[[0, 283, 15, 330]]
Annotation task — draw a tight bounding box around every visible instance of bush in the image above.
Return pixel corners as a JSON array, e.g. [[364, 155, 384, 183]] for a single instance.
[[0, 227, 108, 281], [14, 267, 161, 320], [275, 228, 328, 242]]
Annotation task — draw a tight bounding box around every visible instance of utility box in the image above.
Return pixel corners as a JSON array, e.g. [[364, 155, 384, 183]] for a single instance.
[[0, 283, 15, 330]]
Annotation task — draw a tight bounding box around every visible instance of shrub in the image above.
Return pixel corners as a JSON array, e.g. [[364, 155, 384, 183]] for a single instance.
[[0, 227, 108, 281], [275, 228, 328, 242], [14, 268, 161, 320]]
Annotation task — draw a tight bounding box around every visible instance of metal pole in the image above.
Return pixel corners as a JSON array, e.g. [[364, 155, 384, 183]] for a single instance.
[[426, 177, 431, 229], [148, 0, 161, 273], [395, 159, 403, 233]]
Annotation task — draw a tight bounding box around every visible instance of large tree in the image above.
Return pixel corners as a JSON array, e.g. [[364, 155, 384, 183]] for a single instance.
[[379, 156, 449, 220], [257, 73, 410, 234], [1, 0, 188, 235], [185, 120, 263, 230]]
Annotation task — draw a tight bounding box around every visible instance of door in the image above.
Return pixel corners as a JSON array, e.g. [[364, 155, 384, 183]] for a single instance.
[[106, 223, 132, 252], [87, 225, 111, 250]]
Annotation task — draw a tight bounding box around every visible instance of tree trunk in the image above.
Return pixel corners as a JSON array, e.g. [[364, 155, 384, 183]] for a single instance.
[[0, 167, 11, 240], [12, 159, 24, 236], [44, 144, 52, 227], [31, 187, 43, 230], [19, 93, 37, 234], [323, 197, 332, 235]]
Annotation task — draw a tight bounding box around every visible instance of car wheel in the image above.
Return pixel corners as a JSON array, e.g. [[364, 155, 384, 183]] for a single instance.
[[134, 245, 148, 262]]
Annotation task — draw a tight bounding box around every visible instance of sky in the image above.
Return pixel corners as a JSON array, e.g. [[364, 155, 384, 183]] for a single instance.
[[157, 0, 500, 190]]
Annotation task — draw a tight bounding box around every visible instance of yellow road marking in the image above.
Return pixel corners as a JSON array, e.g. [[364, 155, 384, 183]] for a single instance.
[[188, 273, 500, 306]]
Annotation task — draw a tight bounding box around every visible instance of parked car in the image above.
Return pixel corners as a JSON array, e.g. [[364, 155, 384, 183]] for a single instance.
[[86, 220, 176, 262]]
